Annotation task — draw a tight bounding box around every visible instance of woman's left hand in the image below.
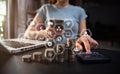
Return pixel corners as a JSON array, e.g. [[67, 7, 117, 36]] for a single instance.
[[75, 35, 98, 53]]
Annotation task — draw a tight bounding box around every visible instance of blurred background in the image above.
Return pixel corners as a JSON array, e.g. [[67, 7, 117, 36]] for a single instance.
[[0, 0, 120, 50]]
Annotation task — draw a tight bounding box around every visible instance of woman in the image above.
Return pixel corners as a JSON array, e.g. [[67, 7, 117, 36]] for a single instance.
[[24, 0, 98, 53]]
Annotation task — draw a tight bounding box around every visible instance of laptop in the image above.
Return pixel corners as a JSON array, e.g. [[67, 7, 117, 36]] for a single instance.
[[0, 38, 46, 54]]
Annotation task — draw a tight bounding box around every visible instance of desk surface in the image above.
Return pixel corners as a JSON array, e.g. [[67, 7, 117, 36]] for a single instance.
[[0, 48, 120, 74]]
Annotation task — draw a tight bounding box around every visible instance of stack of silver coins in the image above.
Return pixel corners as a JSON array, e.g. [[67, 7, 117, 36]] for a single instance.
[[33, 52, 42, 62]]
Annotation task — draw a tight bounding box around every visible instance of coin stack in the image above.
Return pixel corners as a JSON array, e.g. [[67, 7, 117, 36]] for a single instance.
[[56, 54, 64, 63], [22, 54, 32, 63], [66, 38, 76, 62], [55, 44, 65, 63], [33, 52, 42, 62], [44, 48, 56, 62], [68, 50, 75, 62]]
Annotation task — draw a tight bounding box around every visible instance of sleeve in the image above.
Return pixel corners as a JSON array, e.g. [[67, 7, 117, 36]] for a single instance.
[[79, 8, 88, 22], [37, 5, 47, 21]]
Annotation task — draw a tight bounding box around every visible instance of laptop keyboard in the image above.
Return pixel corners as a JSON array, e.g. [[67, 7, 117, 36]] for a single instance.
[[4, 40, 34, 48]]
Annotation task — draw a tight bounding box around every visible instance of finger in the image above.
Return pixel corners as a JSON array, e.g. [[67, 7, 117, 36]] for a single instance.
[[46, 28, 56, 38], [75, 42, 83, 50], [87, 35, 98, 49], [29, 31, 37, 38], [76, 37, 82, 44], [80, 36, 91, 53], [46, 25, 52, 31], [86, 51, 92, 54]]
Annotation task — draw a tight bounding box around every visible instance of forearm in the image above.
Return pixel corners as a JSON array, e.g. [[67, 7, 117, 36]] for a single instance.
[[24, 21, 45, 40], [24, 13, 45, 40], [24, 29, 46, 40], [79, 20, 87, 36]]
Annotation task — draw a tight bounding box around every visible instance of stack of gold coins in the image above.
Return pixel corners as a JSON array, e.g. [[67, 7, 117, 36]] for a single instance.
[[68, 49, 75, 63], [66, 38, 76, 62], [67, 38, 76, 49], [44, 48, 56, 62], [33, 52, 42, 62], [56, 54, 64, 63], [55, 44, 65, 63], [69, 53, 75, 62], [22, 54, 32, 63], [56, 44, 65, 54]]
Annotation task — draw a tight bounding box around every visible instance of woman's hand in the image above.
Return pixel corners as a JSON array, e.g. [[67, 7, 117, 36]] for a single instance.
[[36, 26, 57, 39], [45, 25, 64, 39], [45, 26, 56, 39], [75, 34, 98, 53]]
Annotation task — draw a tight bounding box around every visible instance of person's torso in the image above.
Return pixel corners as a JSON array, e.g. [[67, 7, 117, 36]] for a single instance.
[[42, 4, 86, 44]]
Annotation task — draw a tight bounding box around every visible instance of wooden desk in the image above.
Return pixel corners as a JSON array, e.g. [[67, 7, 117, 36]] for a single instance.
[[0, 48, 120, 74]]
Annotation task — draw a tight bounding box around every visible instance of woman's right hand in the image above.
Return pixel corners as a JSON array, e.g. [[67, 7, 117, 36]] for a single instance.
[[35, 25, 56, 40], [45, 26, 56, 39]]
